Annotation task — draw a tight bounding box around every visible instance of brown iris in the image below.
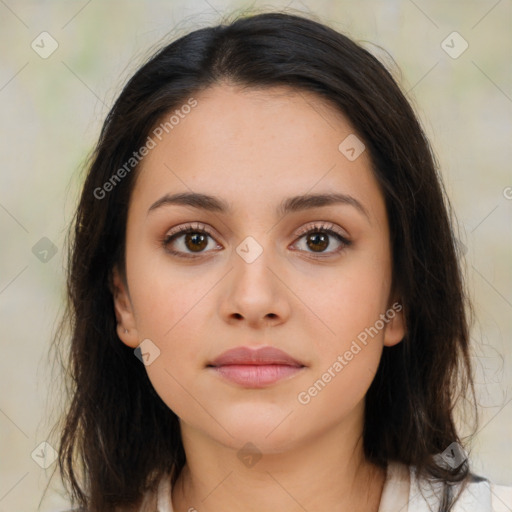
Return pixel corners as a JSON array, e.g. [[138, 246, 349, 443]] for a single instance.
[[306, 232, 329, 252], [184, 232, 208, 252]]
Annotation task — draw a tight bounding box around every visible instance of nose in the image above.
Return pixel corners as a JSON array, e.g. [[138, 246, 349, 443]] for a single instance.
[[219, 242, 291, 329]]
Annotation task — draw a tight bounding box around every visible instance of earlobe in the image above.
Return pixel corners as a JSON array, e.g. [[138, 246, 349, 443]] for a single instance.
[[111, 265, 140, 348], [383, 300, 406, 347]]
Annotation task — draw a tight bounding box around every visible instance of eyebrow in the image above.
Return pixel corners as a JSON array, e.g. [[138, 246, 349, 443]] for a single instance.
[[147, 191, 370, 221]]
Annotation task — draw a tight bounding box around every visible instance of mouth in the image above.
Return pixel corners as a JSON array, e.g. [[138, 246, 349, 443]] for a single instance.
[[207, 345, 306, 388]]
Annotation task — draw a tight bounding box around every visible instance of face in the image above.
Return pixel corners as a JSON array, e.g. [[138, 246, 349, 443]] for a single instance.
[[112, 82, 405, 453]]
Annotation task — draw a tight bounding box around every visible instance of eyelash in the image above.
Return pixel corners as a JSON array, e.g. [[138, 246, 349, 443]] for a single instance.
[[161, 222, 352, 260]]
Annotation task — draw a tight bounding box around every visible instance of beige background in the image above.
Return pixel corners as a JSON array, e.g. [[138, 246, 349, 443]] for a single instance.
[[0, 1, 511, 510]]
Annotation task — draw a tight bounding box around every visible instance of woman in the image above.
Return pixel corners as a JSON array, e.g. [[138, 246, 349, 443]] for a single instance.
[[52, 10, 512, 512]]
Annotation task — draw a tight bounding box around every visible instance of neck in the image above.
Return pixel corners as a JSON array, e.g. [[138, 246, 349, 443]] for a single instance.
[[171, 416, 386, 512]]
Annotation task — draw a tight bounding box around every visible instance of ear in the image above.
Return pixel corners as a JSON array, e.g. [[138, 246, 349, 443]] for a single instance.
[[383, 298, 406, 348], [110, 265, 140, 348]]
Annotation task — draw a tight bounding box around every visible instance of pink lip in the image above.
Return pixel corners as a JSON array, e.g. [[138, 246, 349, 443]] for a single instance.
[[207, 346, 305, 388]]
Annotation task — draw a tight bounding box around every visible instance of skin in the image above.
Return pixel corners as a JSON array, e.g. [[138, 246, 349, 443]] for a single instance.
[[112, 82, 406, 512]]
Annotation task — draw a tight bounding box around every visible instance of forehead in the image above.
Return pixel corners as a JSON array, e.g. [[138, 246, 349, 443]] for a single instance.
[[130, 83, 384, 222]]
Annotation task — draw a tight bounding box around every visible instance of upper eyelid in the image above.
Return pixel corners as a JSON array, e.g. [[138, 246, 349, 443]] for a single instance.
[[165, 221, 348, 238], [165, 222, 212, 236], [164, 221, 350, 245], [293, 221, 348, 238]]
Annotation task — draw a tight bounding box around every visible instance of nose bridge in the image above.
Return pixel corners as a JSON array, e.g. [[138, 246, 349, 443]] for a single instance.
[[221, 231, 289, 325], [233, 233, 276, 291]]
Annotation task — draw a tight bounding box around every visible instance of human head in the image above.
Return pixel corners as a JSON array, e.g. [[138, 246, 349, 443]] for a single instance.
[[55, 10, 475, 511]]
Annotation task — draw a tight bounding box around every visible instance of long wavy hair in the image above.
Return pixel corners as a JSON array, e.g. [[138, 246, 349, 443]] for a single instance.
[[48, 9, 478, 511]]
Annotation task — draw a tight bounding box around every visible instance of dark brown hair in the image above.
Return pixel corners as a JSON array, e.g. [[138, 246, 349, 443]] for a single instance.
[[48, 8, 478, 511]]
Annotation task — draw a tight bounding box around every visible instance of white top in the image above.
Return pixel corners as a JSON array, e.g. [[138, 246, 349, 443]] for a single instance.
[[154, 461, 512, 512]]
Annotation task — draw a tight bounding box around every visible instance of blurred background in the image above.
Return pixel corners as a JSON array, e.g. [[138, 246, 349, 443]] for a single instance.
[[0, 0, 511, 510]]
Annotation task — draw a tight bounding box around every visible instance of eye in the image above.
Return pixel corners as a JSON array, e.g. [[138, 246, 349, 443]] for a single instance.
[[291, 222, 351, 258], [162, 221, 351, 259], [162, 222, 221, 259]]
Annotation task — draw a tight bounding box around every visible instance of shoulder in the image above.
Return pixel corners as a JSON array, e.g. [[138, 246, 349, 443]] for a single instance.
[[452, 475, 512, 512], [409, 466, 512, 512], [489, 480, 512, 512]]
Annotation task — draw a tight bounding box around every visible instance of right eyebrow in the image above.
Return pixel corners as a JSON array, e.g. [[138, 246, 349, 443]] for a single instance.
[[147, 191, 371, 223]]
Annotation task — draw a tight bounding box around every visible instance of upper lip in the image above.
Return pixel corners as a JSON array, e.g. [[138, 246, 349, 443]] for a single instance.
[[208, 346, 304, 367]]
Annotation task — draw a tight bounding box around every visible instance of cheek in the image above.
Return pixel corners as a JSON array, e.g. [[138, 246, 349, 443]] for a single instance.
[[136, 301, 212, 421], [127, 244, 214, 339], [295, 260, 390, 416], [127, 253, 214, 366], [301, 253, 392, 359], [295, 343, 382, 433]]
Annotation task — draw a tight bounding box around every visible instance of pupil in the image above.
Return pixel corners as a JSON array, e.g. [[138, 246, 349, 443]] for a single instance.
[[308, 233, 328, 252], [186, 233, 207, 252]]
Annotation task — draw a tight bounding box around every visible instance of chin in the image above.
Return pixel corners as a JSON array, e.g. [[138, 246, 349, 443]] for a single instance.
[[209, 405, 302, 452]]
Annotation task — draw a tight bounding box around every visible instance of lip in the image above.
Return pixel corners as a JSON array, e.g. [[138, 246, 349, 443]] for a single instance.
[[207, 346, 305, 388]]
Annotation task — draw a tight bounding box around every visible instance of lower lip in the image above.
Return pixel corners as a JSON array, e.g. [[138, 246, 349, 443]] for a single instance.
[[209, 364, 304, 387]]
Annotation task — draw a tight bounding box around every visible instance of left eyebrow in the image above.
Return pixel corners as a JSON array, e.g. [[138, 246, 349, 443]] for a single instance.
[[147, 191, 371, 222]]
